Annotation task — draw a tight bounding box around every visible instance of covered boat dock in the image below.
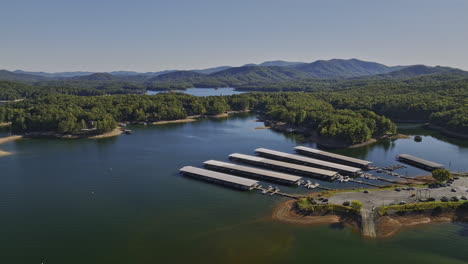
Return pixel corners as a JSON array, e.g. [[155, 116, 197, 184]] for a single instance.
[[255, 148, 361, 176], [397, 154, 444, 171], [179, 166, 259, 190], [294, 146, 373, 169], [229, 153, 338, 180], [203, 160, 302, 185]]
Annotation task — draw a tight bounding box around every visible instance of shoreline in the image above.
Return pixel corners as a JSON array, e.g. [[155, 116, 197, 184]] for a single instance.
[[268, 122, 408, 149], [152, 117, 198, 125], [273, 173, 467, 239], [0, 150, 13, 157], [0, 135, 23, 145], [86, 128, 124, 139], [376, 212, 463, 238], [426, 124, 468, 140]]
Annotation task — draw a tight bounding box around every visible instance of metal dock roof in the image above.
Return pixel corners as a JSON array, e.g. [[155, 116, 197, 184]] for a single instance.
[[229, 153, 338, 178], [397, 154, 444, 169], [255, 148, 361, 174], [180, 166, 259, 187], [294, 146, 372, 166], [204, 160, 302, 183]]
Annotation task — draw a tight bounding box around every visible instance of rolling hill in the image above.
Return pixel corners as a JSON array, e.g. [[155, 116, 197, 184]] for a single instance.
[[293, 58, 403, 78], [0, 70, 49, 81]]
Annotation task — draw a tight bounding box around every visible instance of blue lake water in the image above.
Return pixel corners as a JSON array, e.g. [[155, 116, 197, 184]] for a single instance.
[[147, 87, 244, 96], [0, 114, 467, 263]]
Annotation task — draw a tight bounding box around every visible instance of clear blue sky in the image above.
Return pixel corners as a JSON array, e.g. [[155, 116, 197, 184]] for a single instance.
[[1, 0, 467, 72]]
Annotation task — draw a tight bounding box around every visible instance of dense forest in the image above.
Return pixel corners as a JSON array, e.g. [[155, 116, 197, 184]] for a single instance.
[[0, 93, 396, 144], [0, 70, 466, 140]]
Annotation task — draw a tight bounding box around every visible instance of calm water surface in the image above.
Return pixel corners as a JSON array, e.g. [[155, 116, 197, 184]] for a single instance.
[[1, 115, 467, 264], [147, 87, 244, 96]]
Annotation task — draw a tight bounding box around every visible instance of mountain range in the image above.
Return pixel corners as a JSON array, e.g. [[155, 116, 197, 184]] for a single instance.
[[1, 59, 467, 84]]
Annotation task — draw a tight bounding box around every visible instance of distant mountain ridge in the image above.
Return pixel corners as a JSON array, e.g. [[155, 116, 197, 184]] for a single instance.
[[2, 59, 468, 83]]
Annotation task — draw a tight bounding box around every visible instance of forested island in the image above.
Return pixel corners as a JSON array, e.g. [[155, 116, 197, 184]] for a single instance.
[[0, 59, 467, 143]]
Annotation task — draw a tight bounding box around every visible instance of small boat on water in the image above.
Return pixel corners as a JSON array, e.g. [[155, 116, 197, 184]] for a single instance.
[[414, 136, 422, 142]]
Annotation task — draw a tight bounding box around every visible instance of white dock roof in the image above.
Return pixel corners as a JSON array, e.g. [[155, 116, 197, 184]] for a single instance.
[[180, 166, 259, 187], [204, 160, 302, 183], [229, 153, 338, 178], [256, 148, 361, 173], [294, 146, 372, 166], [398, 154, 444, 169]]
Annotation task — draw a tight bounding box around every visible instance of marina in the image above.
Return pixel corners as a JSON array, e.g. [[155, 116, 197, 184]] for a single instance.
[[255, 148, 361, 176], [294, 146, 373, 169], [397, 154, 445, 171], [229, 153, 339, 180], [179, 166, 259, 190], [203, 160, 302, 185]]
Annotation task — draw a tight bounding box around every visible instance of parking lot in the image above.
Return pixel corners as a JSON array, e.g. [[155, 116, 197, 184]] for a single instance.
[[328, 177, 468, 208]]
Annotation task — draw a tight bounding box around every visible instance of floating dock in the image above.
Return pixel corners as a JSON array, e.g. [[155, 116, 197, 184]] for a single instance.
[[204, 160, 302, 185], [255, 148, 361, 176], [396, 154, 444, 171], [179, 166, 259, 190], [294, 146, 372, 169], [229, 153, 338, 180]]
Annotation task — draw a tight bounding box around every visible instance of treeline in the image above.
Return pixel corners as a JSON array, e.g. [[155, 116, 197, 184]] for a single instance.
[[260, 93, 395, 143], [0, 80, 146, 100], [0, 93, 396, 143]]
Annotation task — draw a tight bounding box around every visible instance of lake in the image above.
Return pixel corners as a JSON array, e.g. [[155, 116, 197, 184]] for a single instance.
[[147, 87, 244, 96], [1, 114, 467, 264]]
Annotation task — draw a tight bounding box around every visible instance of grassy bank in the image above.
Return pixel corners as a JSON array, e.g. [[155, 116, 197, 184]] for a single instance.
[[296, 198, 361, 214], [378, 201, 468, 216]]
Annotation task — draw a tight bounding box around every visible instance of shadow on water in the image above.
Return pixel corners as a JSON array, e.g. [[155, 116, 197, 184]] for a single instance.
[[329, 222, 345, 230], [397, 123, 468, 149]]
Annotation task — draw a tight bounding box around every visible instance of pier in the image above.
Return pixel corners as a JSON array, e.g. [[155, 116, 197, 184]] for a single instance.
[[294, 146, 372, 169], [229, 153, 339, 180], [255, 148, 361, 176], [203, 160, 302, 185], [397, 154, 444, 171], [180, 166, 259, 190]]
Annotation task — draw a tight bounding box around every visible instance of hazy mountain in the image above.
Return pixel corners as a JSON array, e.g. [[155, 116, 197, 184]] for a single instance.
[[70, 73, 118, 81], [208, 65, 312, 82], [375, 65, 468, 78], [192, 66, 232, 74], [149, 71, 206, 82], [293, 58, 401, 78], [14, 70, 95, 78], [258, 60, 306, 67], [0, 70, 50, 81], [242, 60, 305, 68]]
